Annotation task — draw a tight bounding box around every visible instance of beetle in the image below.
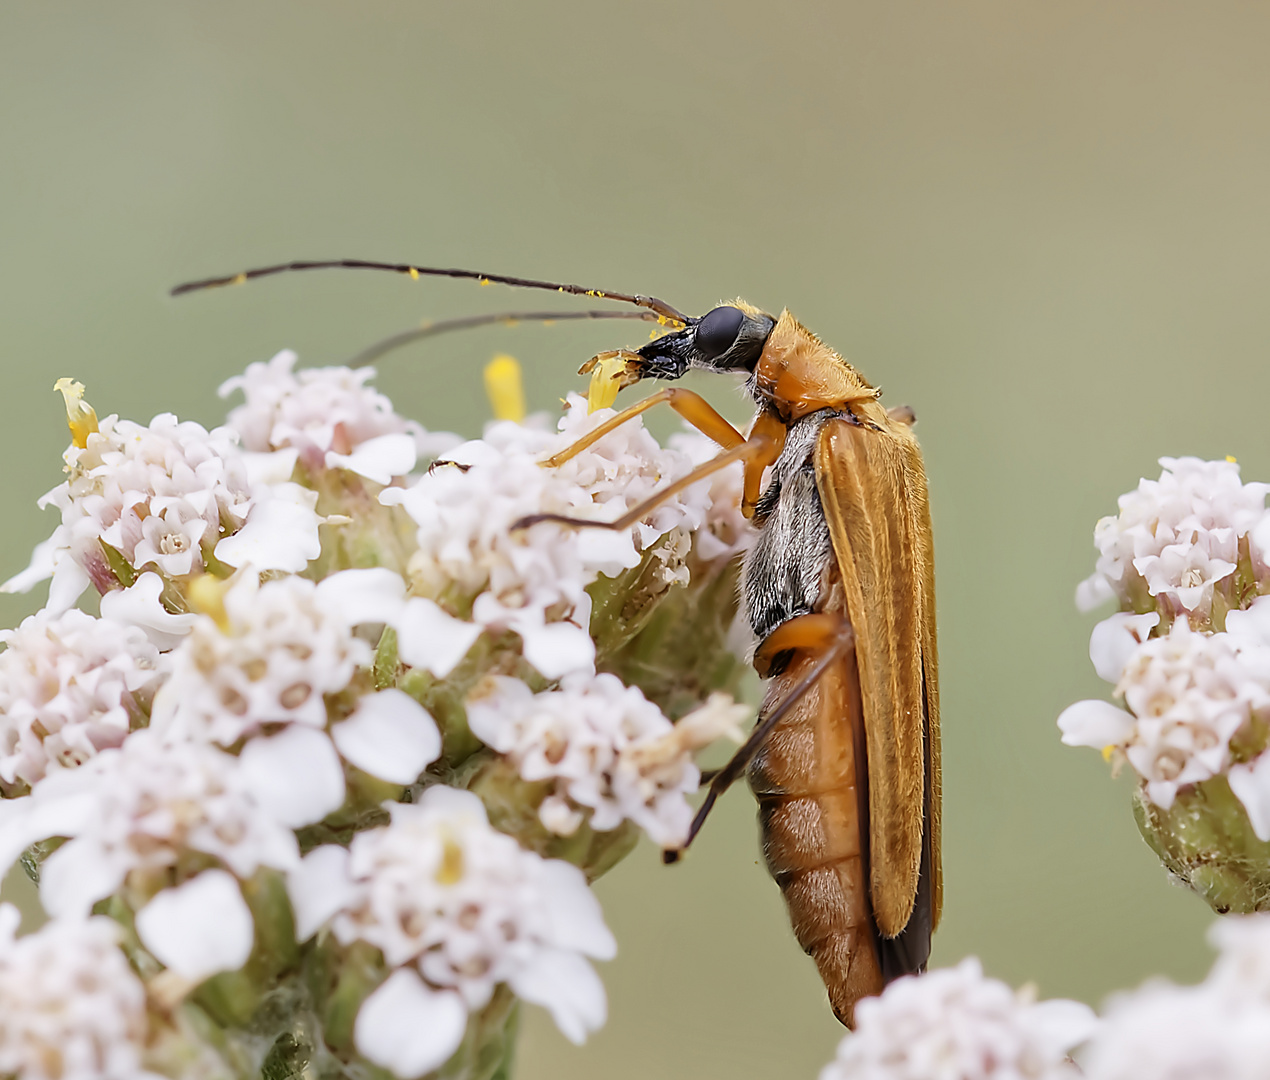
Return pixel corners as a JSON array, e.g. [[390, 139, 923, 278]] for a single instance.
[[173, 260, 942, 1026]]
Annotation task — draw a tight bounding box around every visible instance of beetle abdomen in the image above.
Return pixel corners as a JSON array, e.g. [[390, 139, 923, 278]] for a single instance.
[[747, 645, 884, 1026]]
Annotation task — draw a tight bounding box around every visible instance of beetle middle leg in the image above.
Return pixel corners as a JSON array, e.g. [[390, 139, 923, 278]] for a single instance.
[[663, 612, 856, 864]]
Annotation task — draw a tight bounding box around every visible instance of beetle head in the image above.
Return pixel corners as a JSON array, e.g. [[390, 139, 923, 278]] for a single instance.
[[633, 303, 776, 381]]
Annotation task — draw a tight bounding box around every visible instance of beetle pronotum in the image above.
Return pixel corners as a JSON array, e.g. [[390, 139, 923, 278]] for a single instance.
[[173, 260, 941, 1026]]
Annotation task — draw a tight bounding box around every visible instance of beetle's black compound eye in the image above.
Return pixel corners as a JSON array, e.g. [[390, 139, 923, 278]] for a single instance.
[[695, 306, 745, 359]]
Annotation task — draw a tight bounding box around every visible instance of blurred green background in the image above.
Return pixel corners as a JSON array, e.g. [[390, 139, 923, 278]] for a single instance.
[[3, 2, 1269, 1076]]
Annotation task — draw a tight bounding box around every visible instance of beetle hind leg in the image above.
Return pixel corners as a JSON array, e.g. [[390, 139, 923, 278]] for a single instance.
[[662, 613, 855, 864]]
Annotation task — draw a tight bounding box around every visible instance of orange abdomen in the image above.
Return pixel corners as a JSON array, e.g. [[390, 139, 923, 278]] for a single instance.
[[746, 646, 883, 1027]]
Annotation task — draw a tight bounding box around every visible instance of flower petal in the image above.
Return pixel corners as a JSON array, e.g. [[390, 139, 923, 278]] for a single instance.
[[332, 690, 441, 784], [508, 947, 607, 1044], [100, 572, 197, 651], [215, 483, 322, 573], [395, 598, 482, 679], [315, 567, 407, 627], [517, 621, 595, 680], [287, 845, 358, 942], [326, 433, 418, 485], [1057, 699, 1135, 749], [537, 859, 617, 960], [237, 727, 346, 829], [1229, 753, 1270, 841], [135, 870, 255, 981], [1089, 612, 1159, 684], [355, 969, 468, 1078], [39, 833, 126, 920]]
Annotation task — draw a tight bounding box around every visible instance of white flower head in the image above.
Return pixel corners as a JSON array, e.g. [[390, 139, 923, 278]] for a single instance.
[[384, 395, 715, 679], [10, 726, 343, 920], [821, 957, 1096, 1080], [1082, 915, 1270, 1080], [220, 349, 459, 482], [0, 905, 150, 1080], [290, 785, 615, 1073], [153, 574, 370, 745], [1076, 457, 1269, 617], [2, 407, 322, 609], [1060, 619, 1270, 810], [0, 608, 162, 789], [466, 673, 745, 847]]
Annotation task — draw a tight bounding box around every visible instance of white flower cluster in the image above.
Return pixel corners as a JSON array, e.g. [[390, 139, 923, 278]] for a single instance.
[[0, 905, 150, 1080], [1063, 458, 1270, 826], [1076, 456, 1269, 617], [0, 351, 752, 1079], [466, 674, 746, 846], [1, 404, 323, 616], [1080, 915, 1270, 1079], [0, 608, 161, 789], [220, 349, 459, 484], [819, 957, 1096, 1080], [289, 787, 616, 1076], [385, 394, 717, 680]]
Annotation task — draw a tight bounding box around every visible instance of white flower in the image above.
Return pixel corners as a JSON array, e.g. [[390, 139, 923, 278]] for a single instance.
[[1081, 915, 1270, 1080], [820, 957, 1096, 1080], [1, 409, 323, 609], [0, 904, 151, 1080], [466, 674, 746, 847], [219, 349, 458, 481], [3, 726, 343, 920], [1060, 620, 1270, 810], [289, 785, 615, 1073], [1076, 457, 1269, 616], [384, 395, 716, 679], [152, 574, 370, 745], [0, 608, 162, 789]]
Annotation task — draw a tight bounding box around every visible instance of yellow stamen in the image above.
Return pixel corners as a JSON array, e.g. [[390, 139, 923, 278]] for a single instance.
[[53, 378, 98, 449], [586, 353, 629, 413], [436, 835, 464, 884], [408, 267, 419, 280], [483, 354, 526, 422], [187, 574, 232, 632], [1227, 455, 1238, 464], [1101, 744, 1116, 762], [232, 272, 248, 286]]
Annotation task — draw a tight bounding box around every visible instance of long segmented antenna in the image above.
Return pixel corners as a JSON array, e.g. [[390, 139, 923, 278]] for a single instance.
[[346, 308, 666, 368], [170, 259, 691, 326]]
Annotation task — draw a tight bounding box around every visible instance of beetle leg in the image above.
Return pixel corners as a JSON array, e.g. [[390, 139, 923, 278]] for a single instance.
[[514, 435, 775, 533], [664, 613, 856, 864], [540, 387, 746, 468]]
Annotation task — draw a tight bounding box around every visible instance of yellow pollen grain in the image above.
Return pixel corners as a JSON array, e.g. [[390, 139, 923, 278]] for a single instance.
[[1102, 745, 1115, 762], [53, 378, 98, 449], [408, 267, 419, 280], [483, 354, 526, 422], [1227, 455, 1238, 464], [232, 272, 247, 286]]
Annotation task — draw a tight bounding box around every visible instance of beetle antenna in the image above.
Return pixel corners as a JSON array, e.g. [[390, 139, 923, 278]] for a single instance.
[[347, 308, 666, 368], [170, 259, 691, 326]]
